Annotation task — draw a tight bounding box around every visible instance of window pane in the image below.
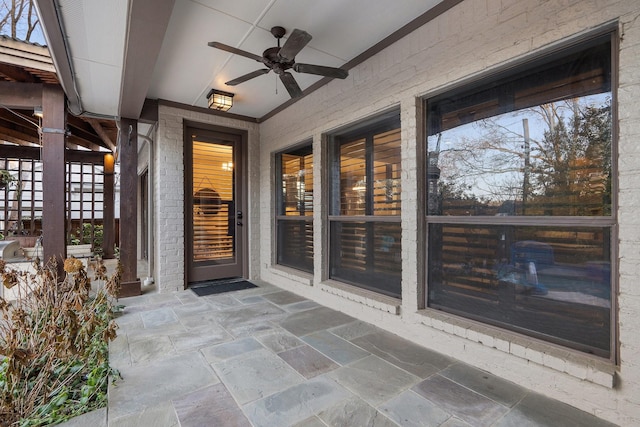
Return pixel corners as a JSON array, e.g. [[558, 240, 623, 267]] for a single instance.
[[280, 150, 313, 216], [340, 139, 367, 215], [276, 144, 314, 273], [277, 219, 313, 273], [330, 221, 401, 298], [373, 129, 401, 215], [427, 38, 612, 217], [428, 223, 611, 356]]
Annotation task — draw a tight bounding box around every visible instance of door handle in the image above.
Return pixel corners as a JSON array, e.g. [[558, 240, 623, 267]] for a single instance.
[[237, 221, 243, 226]]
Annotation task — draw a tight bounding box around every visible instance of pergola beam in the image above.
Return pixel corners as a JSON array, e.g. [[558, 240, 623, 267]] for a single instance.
[[85, 118, 117, 152], [0, 63, 38, 82], [0, 81, 43, 109]]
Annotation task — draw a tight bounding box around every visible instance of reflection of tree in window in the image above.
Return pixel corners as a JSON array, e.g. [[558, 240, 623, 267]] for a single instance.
[[429, 95, 611, 217]]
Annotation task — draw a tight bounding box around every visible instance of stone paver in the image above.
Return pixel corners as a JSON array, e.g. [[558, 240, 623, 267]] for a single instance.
[[327, 355, 421, 406], [173, 383, 251, 427], [243, 376, 351, 427], [278, 344, 339, 378], [351, 330, 452, 377], [105, 284, 619, 427], [212, 348, 303, 404], [302, 330, 370, 365], [413, 374, 509, 427], [379, 390, 451, 427]]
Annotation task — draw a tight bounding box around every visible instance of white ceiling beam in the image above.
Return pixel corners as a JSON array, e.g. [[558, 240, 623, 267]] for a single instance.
[[119, 0, 175, 119]]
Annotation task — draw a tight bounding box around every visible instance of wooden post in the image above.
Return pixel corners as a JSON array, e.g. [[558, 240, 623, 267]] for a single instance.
[[102, 153, 115, 258], [118, 118, 141, 297], [41, 85, 66, 274]]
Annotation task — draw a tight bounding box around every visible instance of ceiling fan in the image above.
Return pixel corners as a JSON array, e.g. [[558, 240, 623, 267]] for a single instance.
[[208, 26, 348, 98]]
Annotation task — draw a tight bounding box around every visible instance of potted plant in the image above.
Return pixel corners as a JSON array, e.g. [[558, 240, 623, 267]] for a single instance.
[[0, 170, 13, 189]]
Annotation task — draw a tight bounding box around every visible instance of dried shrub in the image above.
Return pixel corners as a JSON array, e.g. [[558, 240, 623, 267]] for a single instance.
[[0, 257, 121, 426]]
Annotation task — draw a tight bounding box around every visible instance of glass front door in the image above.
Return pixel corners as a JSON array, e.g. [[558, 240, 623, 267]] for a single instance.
[[186, 128, 244, 283]]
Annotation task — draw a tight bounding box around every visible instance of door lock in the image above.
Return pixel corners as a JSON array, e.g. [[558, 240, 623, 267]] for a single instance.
[[237, 211, 243, 219]]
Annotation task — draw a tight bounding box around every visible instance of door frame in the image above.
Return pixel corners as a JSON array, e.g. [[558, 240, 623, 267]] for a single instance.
[[183, 121, 248, 287]]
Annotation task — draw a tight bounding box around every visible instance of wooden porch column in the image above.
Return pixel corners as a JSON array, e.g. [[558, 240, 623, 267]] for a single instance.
[[41, 85, 66, 273], [102, 153, 115, 258], [118, 118, 141, 297]]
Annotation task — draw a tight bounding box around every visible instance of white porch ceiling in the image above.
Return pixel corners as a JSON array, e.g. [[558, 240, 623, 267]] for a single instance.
[[37, 0, 450, 120]]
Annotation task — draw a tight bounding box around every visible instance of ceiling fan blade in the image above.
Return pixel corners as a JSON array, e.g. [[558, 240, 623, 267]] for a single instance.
[[278, 29, 312, 62], [293, 63, 348, 79], [280, 72, 303, 98], [225, 69, 270, 86], [208, 41, 264, 62]]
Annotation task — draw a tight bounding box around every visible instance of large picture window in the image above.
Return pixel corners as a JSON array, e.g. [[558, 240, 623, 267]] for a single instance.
[[426, 34, 614, 357], [329, 112, 402, 298], [275, 144, 313, 272]]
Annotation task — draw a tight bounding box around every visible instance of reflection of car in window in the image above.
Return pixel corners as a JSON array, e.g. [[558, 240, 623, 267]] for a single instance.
[[496, 240, 552, 295], [496, 239, 611, 302]]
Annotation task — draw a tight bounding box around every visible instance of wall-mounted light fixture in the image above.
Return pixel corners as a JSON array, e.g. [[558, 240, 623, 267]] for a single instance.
[[104, 153, 115, 175], [33, 106, 43, 118], [206, 89, 234, 111]]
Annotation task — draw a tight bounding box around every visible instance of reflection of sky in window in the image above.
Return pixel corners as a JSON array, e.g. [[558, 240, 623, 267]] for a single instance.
[[427, 92, 611, 201]]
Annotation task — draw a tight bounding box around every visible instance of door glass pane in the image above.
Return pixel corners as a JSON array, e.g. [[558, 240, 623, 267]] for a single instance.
[[192, 140, 234, 263]]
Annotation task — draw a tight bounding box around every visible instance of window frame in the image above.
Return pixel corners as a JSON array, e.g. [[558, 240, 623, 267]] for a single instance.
[[423, 29, 619, 361], [274, 141, 314, 273], [326, 109, 403, 298]]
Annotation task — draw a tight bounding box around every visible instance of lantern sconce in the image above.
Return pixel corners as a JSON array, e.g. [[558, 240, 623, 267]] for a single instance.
[[207, 89, 234, 112]]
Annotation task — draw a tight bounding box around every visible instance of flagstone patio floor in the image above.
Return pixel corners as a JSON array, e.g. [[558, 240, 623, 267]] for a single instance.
[[61, 279, 617, 427]]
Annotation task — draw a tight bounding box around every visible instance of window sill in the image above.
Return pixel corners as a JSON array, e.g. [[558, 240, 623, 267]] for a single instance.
[[268, 265, 313, 286], [416, 308, 616, 388], [319, 279, 401, 315]]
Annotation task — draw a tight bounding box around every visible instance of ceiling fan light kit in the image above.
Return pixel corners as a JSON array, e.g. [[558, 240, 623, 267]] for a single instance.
[[208, 26, 348, 100], [207, 89, 235, 111]]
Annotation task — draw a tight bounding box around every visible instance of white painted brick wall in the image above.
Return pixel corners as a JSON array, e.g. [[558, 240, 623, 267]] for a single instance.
[[254, 1, 640, 425], [148, 0, 639, 424]]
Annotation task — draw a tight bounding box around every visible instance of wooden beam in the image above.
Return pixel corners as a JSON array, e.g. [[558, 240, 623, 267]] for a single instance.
[[0, 81, 42, 108], [0, 145, 41, 159], [66, 135, 103, 152], [0, 108, 40, 129], [0, 121, 40, 145], [118, 118, 141, 297], [66, 115, 107, 147], [85, 118, 116, 152], [41, 84, 66, 272], [0, 63, 38, 82]]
